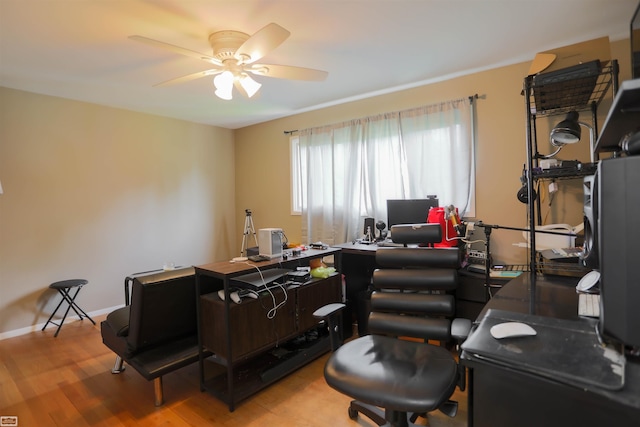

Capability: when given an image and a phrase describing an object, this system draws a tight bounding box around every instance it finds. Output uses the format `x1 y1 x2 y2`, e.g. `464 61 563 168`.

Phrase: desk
461 273 640 427
194 248 341 411
332 242 379 335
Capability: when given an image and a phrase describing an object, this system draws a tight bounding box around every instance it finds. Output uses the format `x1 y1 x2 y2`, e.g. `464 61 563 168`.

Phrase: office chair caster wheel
348 407 358 420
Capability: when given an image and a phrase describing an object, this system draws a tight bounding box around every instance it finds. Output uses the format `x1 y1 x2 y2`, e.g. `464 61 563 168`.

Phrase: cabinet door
296 274 342 332
201 289 297 361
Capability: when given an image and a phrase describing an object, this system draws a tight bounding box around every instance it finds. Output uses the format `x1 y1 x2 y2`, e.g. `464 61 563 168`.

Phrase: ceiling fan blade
234 23 290 64
154 69 222 87
129 35 222 66
233 79 249 98
249 64 328 81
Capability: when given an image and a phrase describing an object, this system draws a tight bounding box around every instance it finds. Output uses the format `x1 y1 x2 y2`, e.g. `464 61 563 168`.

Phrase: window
291 97 475 245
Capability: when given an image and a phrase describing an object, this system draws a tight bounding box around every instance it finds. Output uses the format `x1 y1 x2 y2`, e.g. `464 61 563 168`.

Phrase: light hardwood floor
0 316 467 427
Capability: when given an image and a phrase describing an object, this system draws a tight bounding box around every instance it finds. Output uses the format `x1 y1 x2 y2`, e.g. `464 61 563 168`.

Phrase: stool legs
42 285 95 337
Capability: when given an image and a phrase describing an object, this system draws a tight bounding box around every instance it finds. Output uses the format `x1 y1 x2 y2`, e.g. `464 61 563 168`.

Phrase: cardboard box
528 36 611 76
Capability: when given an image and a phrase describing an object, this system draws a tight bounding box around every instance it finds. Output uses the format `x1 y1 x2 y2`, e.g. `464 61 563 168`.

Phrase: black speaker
581 173 599 269
598 156 640 349
516 169 537 204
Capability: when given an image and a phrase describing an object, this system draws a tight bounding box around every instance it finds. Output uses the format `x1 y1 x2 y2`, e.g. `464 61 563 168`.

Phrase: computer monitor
386 197 439 229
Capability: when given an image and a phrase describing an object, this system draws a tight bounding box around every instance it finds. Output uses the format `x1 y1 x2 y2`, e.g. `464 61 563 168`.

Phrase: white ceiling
1 0 638 129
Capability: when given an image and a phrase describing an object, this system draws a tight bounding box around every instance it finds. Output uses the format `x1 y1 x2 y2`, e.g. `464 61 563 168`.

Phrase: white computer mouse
490 322 537 339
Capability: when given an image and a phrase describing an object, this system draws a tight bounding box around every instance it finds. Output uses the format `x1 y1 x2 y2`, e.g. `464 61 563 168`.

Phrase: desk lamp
540 111 595 162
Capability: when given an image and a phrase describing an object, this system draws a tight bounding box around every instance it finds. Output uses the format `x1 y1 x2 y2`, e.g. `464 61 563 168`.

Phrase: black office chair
317 223 470 427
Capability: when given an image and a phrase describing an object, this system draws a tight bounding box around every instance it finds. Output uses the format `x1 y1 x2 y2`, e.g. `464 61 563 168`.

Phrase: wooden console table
194 248 341 411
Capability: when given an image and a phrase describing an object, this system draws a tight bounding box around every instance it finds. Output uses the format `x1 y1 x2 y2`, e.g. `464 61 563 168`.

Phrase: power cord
240 262 289 320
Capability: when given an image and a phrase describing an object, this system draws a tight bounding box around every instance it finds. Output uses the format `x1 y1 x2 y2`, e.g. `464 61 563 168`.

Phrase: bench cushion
127 335 202 380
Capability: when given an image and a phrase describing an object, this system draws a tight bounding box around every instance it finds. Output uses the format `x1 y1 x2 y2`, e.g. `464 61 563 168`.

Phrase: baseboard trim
0 304 124 341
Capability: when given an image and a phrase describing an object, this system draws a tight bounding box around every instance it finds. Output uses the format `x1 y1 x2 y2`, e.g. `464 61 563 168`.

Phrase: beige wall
0 88 236 337
0 38 631 338
235 38 631 264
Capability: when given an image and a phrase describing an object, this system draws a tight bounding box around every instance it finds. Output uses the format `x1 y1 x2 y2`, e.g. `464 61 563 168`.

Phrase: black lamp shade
550 111 581 146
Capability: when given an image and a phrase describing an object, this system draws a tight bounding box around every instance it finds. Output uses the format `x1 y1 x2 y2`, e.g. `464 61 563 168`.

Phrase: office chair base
349 400 429 427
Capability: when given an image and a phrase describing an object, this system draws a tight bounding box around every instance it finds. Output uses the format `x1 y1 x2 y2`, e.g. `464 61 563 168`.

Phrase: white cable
266 282 289 319
241 262 288 319
444 218 465 242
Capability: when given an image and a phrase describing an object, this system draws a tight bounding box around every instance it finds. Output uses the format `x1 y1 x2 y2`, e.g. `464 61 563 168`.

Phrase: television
631 1 640 79
386 197 439 229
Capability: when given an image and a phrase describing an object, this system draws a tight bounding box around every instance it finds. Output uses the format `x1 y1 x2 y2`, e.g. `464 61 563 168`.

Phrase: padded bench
101 267 213 406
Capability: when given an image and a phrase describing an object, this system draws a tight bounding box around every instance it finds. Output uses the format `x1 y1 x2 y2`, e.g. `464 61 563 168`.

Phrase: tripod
241 209 258 257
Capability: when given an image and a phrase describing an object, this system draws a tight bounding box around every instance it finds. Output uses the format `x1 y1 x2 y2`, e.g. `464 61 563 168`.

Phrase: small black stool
42 279 95 337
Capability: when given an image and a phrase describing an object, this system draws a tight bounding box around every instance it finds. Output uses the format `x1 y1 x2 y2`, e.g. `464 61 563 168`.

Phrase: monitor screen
386 197 439 229
632 1 640 79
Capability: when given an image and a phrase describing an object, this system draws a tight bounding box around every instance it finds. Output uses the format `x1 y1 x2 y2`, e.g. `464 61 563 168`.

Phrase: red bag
427 207 459 248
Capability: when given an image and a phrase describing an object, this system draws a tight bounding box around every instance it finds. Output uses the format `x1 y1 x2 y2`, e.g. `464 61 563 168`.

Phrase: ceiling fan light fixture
239 74 262 98
132 23 327 100
213 71 234 100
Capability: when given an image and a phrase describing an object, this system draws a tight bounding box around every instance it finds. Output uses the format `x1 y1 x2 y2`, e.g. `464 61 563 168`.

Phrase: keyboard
550 247 582 258
492 264 529 272
578 293 600 318
248 254 270 262
376 240 405 247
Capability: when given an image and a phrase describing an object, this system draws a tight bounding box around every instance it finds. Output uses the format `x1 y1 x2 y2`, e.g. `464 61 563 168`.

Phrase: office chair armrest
313 302 346 320
314 303 346 350
451 318 472 342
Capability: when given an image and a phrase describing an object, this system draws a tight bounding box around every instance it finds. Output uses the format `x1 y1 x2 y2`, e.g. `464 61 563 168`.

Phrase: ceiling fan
130 23 328 100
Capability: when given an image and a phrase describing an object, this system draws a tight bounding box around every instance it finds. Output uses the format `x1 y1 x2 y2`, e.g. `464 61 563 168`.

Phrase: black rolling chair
317 223 470 427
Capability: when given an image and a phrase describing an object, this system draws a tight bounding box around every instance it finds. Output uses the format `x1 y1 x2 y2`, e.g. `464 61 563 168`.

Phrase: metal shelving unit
522 60 619 273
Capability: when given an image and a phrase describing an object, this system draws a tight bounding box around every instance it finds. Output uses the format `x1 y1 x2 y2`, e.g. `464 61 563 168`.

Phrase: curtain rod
470 93 487 103
284 93 486 134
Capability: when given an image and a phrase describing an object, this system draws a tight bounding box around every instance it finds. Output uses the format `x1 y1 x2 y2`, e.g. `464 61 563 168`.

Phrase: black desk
461 273 640 427
332 242 379 335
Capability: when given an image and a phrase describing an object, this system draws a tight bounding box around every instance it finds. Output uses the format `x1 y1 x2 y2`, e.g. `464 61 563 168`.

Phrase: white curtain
298 97 474 246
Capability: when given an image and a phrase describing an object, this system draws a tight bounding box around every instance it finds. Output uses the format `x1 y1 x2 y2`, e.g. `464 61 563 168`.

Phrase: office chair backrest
389 222 442 245
369 240 461 342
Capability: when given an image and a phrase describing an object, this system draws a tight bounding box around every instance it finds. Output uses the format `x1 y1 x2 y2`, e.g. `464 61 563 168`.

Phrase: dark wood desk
194 248 341 411
461 273 640 427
